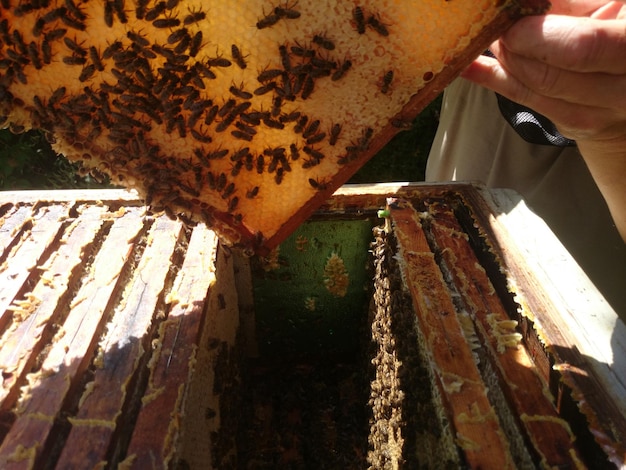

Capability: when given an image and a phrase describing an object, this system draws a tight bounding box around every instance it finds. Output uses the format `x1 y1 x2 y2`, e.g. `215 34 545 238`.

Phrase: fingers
590 1 626 18
459 55 625 141
548 0 616 15
500 15 626 74
489 41 626 110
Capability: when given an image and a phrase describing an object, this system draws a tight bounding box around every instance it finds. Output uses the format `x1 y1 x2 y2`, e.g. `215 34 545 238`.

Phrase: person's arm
461 3 626 240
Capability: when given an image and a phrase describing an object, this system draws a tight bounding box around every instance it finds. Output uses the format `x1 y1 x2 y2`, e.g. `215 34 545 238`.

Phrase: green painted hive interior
251 215 377 360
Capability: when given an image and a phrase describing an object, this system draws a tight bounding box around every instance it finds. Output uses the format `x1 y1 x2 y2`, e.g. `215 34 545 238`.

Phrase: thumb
590 1 626 18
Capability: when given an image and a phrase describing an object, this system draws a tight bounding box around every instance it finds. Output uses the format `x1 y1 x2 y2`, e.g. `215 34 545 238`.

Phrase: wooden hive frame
0 0 550 252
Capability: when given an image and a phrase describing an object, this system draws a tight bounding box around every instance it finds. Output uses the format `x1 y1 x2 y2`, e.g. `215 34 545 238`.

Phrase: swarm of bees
0 0 549 252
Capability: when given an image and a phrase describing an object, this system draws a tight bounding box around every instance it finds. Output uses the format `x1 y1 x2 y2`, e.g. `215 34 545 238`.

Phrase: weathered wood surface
0 186 623 468
0 191 220 469
388 197 515 469
425 201 583 467
56 215 185 468
124 224 219 469
472 187 626 466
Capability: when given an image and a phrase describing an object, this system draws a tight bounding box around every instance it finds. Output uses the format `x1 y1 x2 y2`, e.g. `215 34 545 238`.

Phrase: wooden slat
388 198 514 469
0 189 141 205
55 215 185 469
470 187 626 466
426 201 583 467
0 207 145 469
0 204 108 412
0 203 70 332
123 224 218 469
0 204 34 262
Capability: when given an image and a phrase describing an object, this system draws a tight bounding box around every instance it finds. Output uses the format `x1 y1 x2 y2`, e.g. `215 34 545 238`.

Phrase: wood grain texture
389 198 515 469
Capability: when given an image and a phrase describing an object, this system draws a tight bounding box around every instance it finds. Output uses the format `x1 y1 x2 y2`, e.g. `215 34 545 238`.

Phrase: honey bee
301 158 320 169
303 146 324 161
61 7 87 30
353 6 366 34
359 127 374 148
215 114 237 132
294 115 308 133
306 132 326 145
246 186 259 198
230 147 250 162
312 34 335 51
256 154 265 173
103 40 123 59
216 172 227 192
229 84 253 100
289 143 300 161
64 36 87 56
367 15 389 36
145 1 166 20
278 44 291 72
329 123 341 145
391 118 413 129
184 8 206 25
290 43 315 58
217 99 236 118
207 56 231 68
103 0 115 26
230 159 243 176
89 46 105 71
27 42 43 69
302 119 320 139
231 102 252 118
274 167 285 184
235 121 257 136
231 44 247 69
153 17 180 29
271 95 282 117
256 12 280 29
190 128 212 143
222 182 235 199
331 60 352 81
135 0 149 18
112 0 128 23
301 75 314 100
381 70 394 94
167 27 187 45
257 68 283 82
208 148 229 161
79 64 96 82
228 196 239 212
254 82 276 96
63 55 87 65
308 177 328 190
275 2 300 19
127 30 149 47
189 31 202 57
262 117 284 129
231 130 253 141
279 111 300 123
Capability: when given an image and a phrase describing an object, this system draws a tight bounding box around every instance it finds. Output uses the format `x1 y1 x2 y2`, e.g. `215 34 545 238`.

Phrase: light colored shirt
426 78 626 317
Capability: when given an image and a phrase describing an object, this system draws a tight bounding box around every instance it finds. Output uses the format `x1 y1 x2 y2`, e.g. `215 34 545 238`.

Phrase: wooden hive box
0 184 624 469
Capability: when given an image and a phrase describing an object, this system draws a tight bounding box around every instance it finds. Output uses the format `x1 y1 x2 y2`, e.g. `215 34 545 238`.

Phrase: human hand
460 1 626 240
461 1 626 143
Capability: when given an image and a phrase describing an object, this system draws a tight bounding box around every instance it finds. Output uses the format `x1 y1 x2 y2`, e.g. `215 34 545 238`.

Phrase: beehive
0 185 624 469
0 0 549 252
